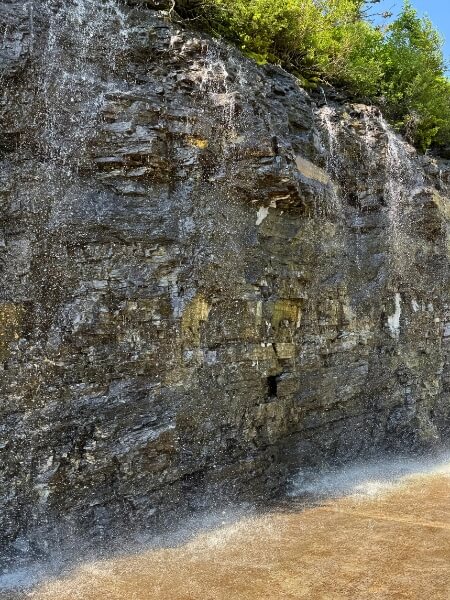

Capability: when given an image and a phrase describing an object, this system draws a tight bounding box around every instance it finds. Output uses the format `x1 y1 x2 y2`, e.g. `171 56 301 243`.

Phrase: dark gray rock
0 0 449 566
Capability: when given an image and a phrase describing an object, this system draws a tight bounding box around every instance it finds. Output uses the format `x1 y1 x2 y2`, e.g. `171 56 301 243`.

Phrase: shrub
175 0 450 151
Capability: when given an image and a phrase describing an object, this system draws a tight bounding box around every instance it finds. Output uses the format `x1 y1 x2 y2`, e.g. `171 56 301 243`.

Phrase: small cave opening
267 375 278 399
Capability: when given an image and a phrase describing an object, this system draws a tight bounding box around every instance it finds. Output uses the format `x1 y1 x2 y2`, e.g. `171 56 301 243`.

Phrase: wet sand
28 469 450 600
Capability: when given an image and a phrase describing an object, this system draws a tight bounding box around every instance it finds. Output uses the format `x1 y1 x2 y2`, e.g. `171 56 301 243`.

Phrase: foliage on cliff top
175 0 450 152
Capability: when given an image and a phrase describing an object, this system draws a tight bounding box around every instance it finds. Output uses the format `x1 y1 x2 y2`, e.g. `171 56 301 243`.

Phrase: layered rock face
1 0 449 559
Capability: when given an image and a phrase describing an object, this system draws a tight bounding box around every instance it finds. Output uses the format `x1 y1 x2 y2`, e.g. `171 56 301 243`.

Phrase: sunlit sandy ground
27 463 450 600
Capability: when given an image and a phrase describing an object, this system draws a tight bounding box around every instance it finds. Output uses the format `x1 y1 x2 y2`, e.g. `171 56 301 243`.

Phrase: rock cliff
1 0 449 563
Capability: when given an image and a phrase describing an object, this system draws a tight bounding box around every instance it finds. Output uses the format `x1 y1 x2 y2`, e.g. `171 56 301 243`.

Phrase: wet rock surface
0 0 449 564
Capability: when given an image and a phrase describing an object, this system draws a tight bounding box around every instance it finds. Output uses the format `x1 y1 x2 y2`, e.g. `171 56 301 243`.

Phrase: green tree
379 1 450 149
174 0 450 151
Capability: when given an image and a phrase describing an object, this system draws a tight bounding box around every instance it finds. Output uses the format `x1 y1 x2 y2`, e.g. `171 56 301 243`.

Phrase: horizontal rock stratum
0 0 449 562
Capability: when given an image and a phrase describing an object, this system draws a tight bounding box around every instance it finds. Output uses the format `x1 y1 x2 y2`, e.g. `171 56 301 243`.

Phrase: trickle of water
35 0 130 165
315 104 426 277
315 105 343 217
317 105 340 173
197 46 238 132
377 116 424 274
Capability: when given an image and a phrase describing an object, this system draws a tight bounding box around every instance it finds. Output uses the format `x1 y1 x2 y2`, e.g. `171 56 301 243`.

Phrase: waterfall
196 45 239 133
34 0 129 166
317 104 341 175
314 105 343 217
315 103 426 278
1 1 448 588
0 0 134 553
378 116 424 276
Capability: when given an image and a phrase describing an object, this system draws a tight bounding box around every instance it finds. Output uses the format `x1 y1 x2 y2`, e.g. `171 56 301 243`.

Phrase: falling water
34 0 130 166
314 104 343 217
378 116 424 275
196 45 238 133
2 3 449 597
316 104 425 276
18 0 132 309
317 104 341 175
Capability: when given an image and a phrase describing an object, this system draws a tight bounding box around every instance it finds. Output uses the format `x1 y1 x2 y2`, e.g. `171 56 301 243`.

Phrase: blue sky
372 1 450 70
